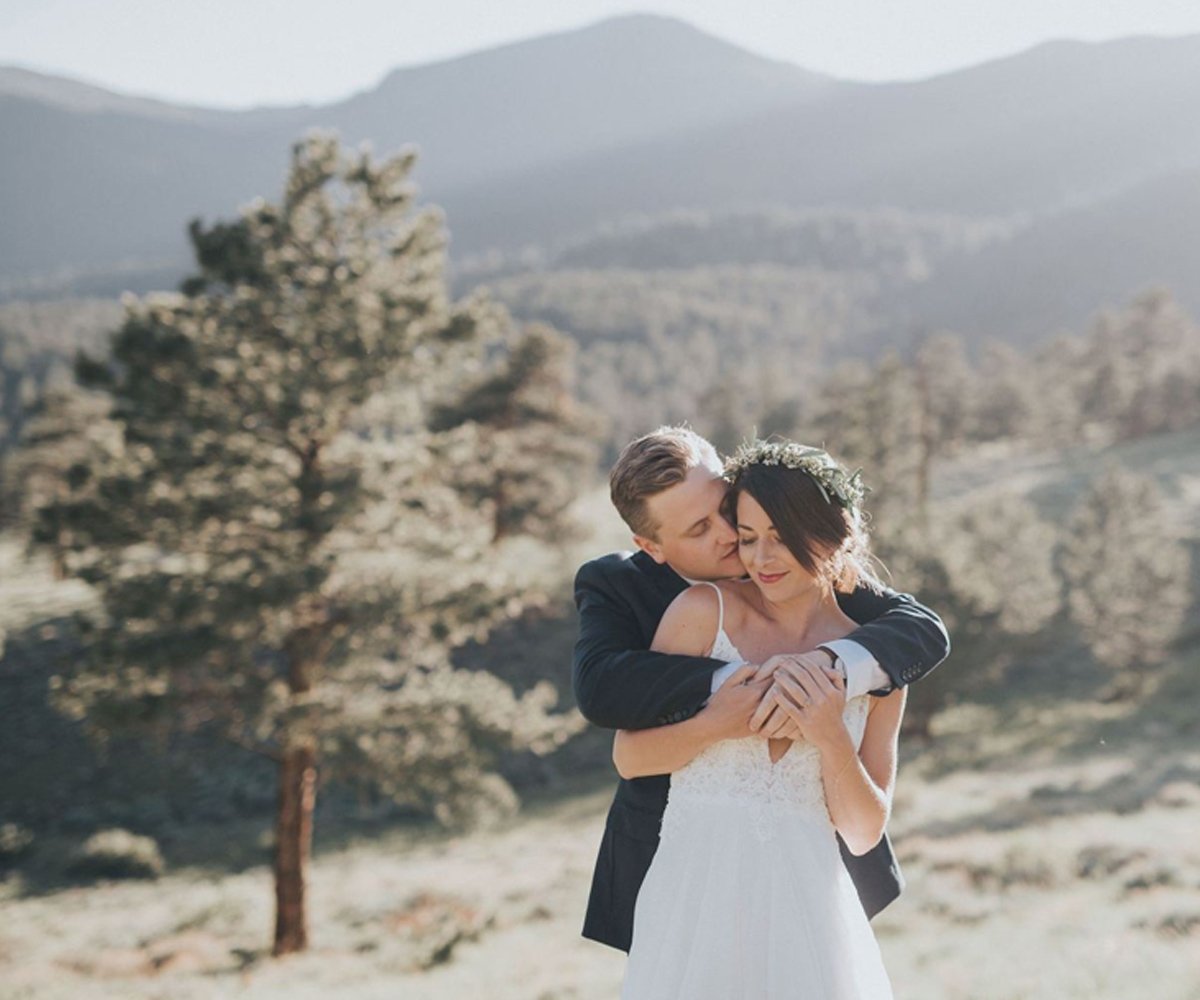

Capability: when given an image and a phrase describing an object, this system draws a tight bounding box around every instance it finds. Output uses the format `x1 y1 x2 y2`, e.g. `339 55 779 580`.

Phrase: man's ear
632 534 667 565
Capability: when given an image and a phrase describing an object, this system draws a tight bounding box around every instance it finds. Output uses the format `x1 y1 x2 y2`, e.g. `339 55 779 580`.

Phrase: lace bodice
662 583 871 839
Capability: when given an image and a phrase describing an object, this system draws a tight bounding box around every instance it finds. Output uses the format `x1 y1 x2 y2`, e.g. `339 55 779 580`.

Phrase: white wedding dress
621 583 894 999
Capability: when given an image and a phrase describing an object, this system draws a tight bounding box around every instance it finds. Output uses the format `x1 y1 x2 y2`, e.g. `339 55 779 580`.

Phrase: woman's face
735 491 823 601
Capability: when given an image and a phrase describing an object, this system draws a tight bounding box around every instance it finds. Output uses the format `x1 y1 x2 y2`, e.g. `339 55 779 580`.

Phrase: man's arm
613 664 765 778
571 559 726 731
832 583 951 695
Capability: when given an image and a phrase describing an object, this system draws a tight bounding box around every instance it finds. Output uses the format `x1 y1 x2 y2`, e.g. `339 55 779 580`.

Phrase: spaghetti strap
696 581 746 664
698 580 725 636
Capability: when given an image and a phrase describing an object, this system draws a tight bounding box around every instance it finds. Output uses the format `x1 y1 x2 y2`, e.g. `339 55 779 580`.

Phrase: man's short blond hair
609 425 721 539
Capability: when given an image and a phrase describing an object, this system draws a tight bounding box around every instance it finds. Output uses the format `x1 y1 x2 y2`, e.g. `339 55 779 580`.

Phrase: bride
614 440 905 999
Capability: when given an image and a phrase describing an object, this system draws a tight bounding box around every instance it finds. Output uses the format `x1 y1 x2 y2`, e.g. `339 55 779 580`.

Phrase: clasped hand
705 651 847 748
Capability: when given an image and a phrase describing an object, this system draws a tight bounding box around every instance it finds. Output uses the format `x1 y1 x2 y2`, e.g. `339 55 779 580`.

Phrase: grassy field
2 428 1199 999
3 652 1198 999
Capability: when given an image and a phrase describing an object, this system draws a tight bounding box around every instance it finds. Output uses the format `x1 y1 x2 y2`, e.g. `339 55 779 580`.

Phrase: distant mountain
440 33 1200 252
0 96 294 279
0 14 844 284
2 14 1200 357
0 65 310 126
895 165 1200 345
0 65 209 122
319 14 844 193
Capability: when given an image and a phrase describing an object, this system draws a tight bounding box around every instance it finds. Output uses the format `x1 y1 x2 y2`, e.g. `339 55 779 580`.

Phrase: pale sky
3 0 1200 109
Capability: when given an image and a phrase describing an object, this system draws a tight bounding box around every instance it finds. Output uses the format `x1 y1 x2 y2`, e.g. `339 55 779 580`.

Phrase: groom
573 425 950 952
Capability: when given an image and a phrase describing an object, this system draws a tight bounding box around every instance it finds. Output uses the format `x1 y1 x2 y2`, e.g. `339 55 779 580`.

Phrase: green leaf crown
723 439 868 512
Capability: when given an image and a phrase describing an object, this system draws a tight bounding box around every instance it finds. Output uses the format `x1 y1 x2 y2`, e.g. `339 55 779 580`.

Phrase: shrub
386 890 492 970
0 822 34 865
1058 466 1189 694
66 828 165 881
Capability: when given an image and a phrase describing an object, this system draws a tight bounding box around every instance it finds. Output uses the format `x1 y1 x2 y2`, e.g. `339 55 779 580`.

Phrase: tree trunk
272 613 334 956
491 472 508 543
273 740 316 956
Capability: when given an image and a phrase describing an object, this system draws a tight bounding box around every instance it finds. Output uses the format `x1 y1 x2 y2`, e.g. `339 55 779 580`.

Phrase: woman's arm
613 666 766 778
817 689 906 855
771 663 906 855
612 586 764 779
613 708 723 780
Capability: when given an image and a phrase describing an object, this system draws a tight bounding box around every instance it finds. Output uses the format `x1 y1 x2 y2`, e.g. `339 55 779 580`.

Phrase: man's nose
715 517 737 545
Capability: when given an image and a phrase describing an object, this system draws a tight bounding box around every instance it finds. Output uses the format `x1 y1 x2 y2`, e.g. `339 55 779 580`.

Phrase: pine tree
942 494 1061 636
428 323 598 542
879 493 1060 738
5 383 114 575
1078 289 1200 440
23 134 582 955
913 333 973 528
810 352 918 535
1029 333 1088 447
971 340 1035 442
1058 466 1190 697
0 324 76 530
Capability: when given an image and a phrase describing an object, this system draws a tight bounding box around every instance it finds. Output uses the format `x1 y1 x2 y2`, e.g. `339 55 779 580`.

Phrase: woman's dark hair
723 462 882 594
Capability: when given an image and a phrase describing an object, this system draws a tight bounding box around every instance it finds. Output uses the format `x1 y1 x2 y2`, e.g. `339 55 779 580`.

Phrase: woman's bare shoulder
652 583 723 656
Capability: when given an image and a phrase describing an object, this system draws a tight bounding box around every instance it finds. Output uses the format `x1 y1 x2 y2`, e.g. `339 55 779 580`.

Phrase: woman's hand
767 658 849 751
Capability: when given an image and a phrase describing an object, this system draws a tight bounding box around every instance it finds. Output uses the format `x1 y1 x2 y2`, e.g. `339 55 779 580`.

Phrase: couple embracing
572 426 951 999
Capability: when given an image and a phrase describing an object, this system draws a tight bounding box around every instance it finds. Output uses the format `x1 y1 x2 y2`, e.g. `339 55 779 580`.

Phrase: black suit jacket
573 549 950 952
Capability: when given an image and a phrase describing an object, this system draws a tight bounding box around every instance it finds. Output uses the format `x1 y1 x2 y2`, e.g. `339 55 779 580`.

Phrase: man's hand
749 649 839 684
750 650 839 738
696 665 773 742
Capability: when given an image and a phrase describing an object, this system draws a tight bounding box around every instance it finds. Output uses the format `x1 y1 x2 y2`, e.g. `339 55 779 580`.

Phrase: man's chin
716 554 748 580
684 552 745 582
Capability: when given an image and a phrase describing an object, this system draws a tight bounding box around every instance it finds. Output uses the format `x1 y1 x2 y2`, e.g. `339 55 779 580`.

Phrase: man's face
633 464 743 581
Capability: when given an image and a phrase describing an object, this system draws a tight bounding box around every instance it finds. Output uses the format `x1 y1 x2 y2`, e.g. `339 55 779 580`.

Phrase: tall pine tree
429 323 598 542
1058 466 1189 697
24 134 584 955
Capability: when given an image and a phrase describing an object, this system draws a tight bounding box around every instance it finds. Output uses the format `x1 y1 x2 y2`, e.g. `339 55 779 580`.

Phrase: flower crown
723 439 868 512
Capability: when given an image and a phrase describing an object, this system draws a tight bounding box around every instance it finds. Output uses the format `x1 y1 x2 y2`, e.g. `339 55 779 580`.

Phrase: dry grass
3 430 1199 998
2 685 1198 1000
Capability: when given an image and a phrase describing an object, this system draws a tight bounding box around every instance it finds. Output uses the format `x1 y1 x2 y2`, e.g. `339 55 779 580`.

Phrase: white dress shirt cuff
819 640 892 699
709 659 745 695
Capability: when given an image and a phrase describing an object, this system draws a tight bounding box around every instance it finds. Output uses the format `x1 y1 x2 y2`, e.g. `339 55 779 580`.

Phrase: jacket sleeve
835 583 951 692
571 560 726 732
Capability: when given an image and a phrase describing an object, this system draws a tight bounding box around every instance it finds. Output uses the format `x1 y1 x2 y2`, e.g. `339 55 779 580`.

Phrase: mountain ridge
8 18 1199 114
2 14 1199 340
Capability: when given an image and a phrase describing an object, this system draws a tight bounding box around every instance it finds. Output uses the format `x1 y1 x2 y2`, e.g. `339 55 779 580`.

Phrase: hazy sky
4 0 1200 108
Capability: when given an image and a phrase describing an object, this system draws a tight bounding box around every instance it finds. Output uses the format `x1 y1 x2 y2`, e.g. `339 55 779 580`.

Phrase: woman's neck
753 582 843 640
